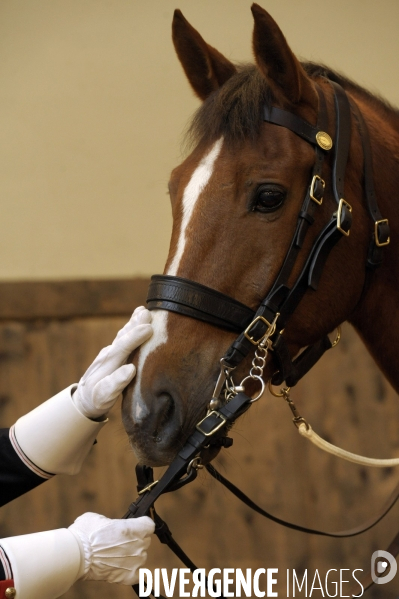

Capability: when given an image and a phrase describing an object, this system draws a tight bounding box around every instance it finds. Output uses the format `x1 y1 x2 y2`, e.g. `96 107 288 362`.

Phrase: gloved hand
69 513 155 585
73 306 152 419
0 514 155 599
12 306 153 477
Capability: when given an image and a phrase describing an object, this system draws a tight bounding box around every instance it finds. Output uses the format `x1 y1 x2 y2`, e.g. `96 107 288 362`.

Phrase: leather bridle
125 80 395 598
147 81 390 387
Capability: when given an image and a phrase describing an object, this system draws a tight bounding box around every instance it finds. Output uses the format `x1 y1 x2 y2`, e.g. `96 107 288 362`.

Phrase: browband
263 105 332 148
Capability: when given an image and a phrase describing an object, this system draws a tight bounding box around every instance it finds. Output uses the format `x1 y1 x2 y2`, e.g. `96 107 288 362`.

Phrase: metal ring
187 456 203 475
249 366 263 378
331 326 341 348
240 375 265 403
293 416 310 431
268 380 291 397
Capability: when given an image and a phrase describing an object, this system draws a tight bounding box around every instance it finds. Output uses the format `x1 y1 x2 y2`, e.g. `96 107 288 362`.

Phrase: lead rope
269 383 399 468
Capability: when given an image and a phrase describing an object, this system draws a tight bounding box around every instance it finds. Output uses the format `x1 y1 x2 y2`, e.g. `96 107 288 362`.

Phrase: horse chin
127 434 178 467
126 422 222 467
123 413 222 468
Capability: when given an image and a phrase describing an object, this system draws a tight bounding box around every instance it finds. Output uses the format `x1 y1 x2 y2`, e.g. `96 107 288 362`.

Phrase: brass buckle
336 199 352 236
244 315 277 346
374 219 390 247
310 175 325 205
196 411 227 437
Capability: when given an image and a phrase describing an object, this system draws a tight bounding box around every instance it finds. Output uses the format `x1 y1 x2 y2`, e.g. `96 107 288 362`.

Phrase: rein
126 80 396 597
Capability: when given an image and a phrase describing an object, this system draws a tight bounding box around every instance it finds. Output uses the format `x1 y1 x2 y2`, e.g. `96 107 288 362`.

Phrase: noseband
125 81 394 599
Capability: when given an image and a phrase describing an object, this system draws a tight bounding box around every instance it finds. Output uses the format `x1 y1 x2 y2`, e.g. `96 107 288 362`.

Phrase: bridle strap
206 463 399 538
263 104 326 146
262 86 329 291
351 101 390 267
331 80 352 204
125 393 253 599
223 81 353 377
124 392 252 519
147 275 254 333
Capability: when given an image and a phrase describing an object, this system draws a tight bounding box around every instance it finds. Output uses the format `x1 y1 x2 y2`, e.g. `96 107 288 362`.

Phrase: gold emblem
5 588 16 599
316 131 333 151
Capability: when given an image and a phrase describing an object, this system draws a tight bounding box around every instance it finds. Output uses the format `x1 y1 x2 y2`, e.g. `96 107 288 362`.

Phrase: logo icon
371 550 397 584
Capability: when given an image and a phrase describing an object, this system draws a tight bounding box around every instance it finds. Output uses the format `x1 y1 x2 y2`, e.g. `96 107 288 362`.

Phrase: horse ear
172 9 237 101
251 4 317 107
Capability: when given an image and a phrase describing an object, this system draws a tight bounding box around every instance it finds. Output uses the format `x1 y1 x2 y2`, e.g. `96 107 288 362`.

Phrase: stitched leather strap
147 275 255 333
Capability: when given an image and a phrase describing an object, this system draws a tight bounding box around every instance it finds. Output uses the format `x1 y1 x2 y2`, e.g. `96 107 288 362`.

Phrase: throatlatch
127 80 393 597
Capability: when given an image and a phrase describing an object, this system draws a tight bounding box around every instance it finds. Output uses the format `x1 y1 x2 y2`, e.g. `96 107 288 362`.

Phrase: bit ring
240 375 265 403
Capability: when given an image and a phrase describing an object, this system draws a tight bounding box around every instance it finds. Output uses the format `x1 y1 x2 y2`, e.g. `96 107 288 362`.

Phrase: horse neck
348 93 399 392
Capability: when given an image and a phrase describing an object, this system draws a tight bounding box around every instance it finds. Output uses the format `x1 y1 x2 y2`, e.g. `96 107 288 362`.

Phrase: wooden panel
0 279 150 320
0 284 398 597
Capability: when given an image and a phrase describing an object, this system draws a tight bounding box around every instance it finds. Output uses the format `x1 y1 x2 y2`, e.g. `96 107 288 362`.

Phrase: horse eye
252 186 285 213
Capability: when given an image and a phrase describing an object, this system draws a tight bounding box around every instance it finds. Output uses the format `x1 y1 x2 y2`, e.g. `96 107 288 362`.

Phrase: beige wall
0 0 398 280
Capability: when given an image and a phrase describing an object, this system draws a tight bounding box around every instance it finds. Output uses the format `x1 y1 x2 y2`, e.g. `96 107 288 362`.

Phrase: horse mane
186 62 399 148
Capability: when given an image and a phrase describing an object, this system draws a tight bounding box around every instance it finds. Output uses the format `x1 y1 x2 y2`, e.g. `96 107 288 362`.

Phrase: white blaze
132 138 223 421
167 137 223 276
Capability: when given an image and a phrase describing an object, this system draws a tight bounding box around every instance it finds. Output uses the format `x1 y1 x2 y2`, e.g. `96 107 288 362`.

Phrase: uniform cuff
0 529 82 599
13 385 107 476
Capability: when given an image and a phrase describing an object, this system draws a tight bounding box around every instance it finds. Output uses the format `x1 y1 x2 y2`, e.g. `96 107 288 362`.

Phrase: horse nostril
153 392 175 442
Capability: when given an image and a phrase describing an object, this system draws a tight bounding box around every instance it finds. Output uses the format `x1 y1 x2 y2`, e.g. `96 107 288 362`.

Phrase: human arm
0 513 154 599
0 307 152 506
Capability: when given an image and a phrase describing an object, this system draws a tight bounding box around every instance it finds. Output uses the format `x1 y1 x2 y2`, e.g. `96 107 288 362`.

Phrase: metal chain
238 337 272 403
249 342 269 378
210 314 281 409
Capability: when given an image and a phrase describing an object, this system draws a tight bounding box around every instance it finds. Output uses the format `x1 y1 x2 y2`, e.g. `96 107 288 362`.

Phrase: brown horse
122 4 399 467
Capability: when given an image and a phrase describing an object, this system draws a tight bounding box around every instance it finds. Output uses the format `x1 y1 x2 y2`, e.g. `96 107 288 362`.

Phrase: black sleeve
0 428 47 507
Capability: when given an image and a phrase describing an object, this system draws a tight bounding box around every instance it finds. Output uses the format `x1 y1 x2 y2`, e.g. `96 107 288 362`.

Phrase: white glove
69 513 155 585
0 514 155 599
13 307 153 477
73 306 152 419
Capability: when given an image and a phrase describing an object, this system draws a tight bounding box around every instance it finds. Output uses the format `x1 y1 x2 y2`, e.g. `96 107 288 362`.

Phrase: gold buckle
310 175 325 205
336 199 352 236
374 219 390 247
244 315 277 346
196 411 227 437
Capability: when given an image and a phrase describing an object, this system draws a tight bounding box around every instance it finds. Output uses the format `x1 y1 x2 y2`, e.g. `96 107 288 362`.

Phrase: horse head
123 4 397 466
